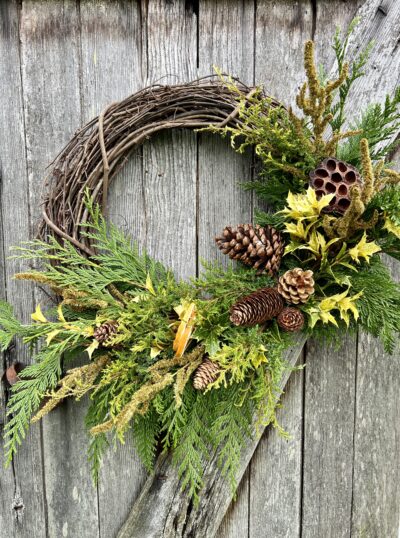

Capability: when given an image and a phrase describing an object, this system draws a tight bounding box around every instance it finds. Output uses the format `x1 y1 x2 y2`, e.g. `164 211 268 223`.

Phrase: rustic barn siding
0 1 399 537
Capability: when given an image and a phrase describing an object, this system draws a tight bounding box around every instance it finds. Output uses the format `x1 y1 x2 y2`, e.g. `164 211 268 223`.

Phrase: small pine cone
215 224 284 276
278 268 315 305
277 307 305 332
230 287 284 327
309 157 363 214
193 358 220 390
94 321 118 344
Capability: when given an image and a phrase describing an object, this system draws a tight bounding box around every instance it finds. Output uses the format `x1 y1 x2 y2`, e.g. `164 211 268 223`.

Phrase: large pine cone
278 268 315 304
94 321 118 344
277 307 305 332
193 358 220 390
309 157 362 214
230 287 284 327
215 224 284 276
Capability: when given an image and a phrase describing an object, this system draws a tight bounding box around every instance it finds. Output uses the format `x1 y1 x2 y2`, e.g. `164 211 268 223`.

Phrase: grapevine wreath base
39 77 273 254
1 26 400 502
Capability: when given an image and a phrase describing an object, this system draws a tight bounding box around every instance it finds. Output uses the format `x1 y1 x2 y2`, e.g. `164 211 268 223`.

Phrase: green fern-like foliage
347 257 400 353
4 338 83 463
0 302 24 351
329 19 373 134
0 202 293 501
133 405 159 473
338 89 400 166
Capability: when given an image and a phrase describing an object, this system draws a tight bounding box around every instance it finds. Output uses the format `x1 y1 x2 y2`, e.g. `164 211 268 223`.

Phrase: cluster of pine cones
193 221 317 390
214 220 314 328
193 266 314 390
229 268 314 330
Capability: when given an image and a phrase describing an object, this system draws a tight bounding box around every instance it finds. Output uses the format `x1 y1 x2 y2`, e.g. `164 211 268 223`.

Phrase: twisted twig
39 76 279 256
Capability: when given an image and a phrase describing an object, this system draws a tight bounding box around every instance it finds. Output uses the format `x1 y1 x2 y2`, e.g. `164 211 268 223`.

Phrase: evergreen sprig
338 89 400 165
330 19 373 133
4 335 84 463
347 257 400 353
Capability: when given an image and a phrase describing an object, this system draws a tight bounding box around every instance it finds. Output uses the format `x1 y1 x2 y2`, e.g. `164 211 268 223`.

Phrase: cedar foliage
1 201 289 499
1 21 400 503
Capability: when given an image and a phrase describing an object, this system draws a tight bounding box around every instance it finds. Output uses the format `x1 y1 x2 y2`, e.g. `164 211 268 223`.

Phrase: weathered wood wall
0 1 399 537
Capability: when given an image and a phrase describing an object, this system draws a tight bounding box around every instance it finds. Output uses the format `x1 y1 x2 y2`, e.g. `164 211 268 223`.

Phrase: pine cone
215 224 284 275
193 358 220 390
278 268 315 304
309 157 362 214
94 321 118 344
230 287 284 327
277 307 305 332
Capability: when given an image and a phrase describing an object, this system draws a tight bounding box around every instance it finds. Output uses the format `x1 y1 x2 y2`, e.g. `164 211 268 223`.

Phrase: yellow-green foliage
32 355 110 422
294 40 359 158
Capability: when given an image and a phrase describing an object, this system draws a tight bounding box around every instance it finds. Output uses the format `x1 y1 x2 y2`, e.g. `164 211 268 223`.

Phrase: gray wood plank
18 2 100 537
302 336 357 538
78 3 149 537
197 2 255 536
351 133 400 538
249 354 305 538
249 3 313 536
303 3 400 537
342 0 400 118
351 309 400 537
0 2 47 536
255 0 314 107
141 0 198 280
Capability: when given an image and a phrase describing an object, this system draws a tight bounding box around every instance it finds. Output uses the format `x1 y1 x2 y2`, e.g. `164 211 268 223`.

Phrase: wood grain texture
351 179 400 538
249 354 305 538
197 3 255 535
19 3 99 538
0 2 47 536
79 3 149 536
255 0 314 107
342 0 400 121
141 0 197 280
352 320 400 538
248 4 313 536
302 336 357 538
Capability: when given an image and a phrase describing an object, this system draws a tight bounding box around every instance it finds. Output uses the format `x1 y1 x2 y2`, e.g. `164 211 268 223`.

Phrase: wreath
2 28 400 502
